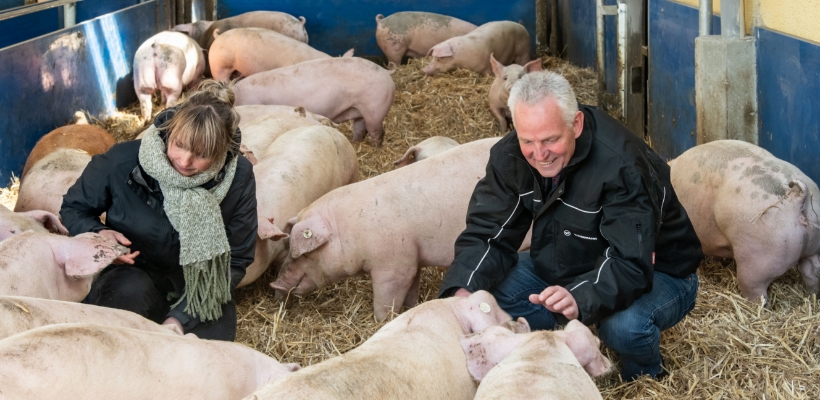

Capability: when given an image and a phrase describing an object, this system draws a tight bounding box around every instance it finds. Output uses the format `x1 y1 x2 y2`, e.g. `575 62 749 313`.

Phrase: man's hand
529 286 579 320
454 288 471 298
98 229 140 265
162 317 184 335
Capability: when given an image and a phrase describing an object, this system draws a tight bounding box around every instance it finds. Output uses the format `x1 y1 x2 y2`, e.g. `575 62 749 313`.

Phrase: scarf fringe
172 253 232 322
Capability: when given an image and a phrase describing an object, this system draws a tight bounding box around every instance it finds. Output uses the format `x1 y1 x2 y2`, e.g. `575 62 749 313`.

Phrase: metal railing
0 0 83 28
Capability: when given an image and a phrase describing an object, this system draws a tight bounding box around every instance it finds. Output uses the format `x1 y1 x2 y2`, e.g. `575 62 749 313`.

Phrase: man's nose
533 143 549 160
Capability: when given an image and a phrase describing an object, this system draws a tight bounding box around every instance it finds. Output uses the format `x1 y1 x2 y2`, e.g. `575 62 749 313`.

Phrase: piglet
209 28 333 82
488 54 542 133
0 206 67 241
238 125 358 287
0 295 181 340
423 21 530 76
0 323 299 400
133 31 205 122
461 320 611 400
244 291 517 400
393 136 459 167
234 57 395 147
669 140 820 304
0 231 126 301
272 138 531 321
375 12 477 65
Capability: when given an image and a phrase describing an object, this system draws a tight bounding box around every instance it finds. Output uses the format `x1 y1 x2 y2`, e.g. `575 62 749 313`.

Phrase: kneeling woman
61 80 256 341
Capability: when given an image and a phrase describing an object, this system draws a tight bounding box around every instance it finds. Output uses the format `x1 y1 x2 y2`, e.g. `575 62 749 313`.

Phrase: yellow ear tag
303 229 313 239
479 303 491 313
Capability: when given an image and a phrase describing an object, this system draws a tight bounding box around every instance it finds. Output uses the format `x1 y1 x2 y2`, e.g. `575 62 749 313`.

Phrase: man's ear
289 215 330 258
572 110 584 139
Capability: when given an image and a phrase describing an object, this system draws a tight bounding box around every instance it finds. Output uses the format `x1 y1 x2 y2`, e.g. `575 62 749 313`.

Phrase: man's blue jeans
489 251 698 381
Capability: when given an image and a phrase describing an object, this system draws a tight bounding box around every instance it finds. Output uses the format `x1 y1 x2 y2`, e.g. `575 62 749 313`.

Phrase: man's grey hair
507 71 578 128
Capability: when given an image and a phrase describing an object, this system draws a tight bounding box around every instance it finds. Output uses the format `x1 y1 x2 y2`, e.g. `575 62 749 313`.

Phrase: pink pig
244 291 520 400
488 54 542 133
461 320 612 399
0 323 299 400
0 231 126 301
0 206 67 241
233 57 395 147
209 28 337 82
271 138 532 321
237 125 358 287
423 21 531 76
133 31 205 122
670 140 820 304
375 12 477 65
393 136 459 167
174 11 308 50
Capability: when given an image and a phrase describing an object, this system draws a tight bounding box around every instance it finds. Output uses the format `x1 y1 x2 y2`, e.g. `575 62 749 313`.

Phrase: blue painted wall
0 2 157 181
756 28 820 184
216 0 536 58
646 0 718 160
558 0 597 68
0 0 140 50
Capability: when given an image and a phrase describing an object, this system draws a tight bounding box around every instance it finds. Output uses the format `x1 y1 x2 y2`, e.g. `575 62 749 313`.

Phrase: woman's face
167 141 213 177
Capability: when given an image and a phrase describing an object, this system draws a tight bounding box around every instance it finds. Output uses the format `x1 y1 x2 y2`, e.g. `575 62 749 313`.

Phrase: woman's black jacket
60 109 257 327
439 104 703 325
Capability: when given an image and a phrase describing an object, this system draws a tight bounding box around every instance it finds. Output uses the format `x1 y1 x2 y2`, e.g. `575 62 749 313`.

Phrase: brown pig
234 57 395 147
488 54 542 133
238 125 358 287
272 138 531 321
0 323 300 400
243 291 519 400
461 320 612 399
423 21 531 76
209 28 332 82
236 105 332 128
133 31 205 122
0 206 67 241
20 124 114 179
375 12 477 65
669 140 820 303
0 231 126 301
393 136 459 167
0 296 181 340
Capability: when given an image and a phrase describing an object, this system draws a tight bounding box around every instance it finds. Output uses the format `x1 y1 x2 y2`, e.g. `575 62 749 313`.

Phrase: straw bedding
1 56 816 399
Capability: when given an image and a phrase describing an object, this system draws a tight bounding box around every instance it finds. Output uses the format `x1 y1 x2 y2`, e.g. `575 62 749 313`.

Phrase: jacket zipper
636 223 643 249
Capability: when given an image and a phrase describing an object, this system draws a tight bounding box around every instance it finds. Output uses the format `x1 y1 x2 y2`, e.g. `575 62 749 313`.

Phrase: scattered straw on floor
7 56 817 398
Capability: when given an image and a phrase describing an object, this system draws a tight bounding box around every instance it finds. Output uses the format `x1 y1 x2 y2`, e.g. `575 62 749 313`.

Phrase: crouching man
439 71 703 381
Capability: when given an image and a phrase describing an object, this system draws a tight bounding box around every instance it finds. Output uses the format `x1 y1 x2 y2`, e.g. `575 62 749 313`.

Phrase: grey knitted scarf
138 127 238 321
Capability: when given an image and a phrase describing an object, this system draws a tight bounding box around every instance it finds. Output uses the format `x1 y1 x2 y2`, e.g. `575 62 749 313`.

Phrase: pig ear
60 235 126 277
430 43 453 58
299 16 306 26
23 210 68 235
523 58 543 73
559 320 613 377
503 317 531 334
490 53 504 78
289 215 330 258
258 217 289 241
460 335 495 381
239 144 258 165
213 28 221 39
342 48 354 57
393 146 420 167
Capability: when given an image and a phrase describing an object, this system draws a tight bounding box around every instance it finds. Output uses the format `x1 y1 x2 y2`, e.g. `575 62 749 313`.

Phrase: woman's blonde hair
164 79 241 161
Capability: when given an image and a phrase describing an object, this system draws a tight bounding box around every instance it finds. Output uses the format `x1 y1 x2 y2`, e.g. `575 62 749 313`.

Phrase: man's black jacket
60 108 257 328
439 105 703 325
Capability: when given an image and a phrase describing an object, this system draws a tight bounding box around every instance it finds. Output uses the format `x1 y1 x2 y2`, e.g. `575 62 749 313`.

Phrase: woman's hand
98 229 140 265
